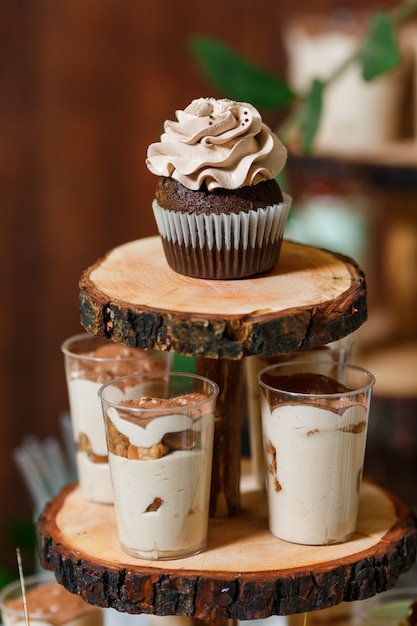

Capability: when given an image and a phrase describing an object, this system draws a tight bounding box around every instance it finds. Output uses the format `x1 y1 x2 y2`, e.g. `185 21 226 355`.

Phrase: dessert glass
363 587 417 626
61 333 173 504
245 337 353 488
257 360 375 545
0 572 103 626
99 371 219 560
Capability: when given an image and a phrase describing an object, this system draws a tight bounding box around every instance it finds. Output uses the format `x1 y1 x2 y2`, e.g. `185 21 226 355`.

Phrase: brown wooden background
1 0 412 577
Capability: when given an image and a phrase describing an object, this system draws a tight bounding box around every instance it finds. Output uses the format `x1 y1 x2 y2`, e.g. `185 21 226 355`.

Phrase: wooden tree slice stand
37 472 417 620
78 237 367 360
37 236 417 620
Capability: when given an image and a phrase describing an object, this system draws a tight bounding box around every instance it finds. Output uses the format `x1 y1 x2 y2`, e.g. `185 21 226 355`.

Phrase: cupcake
146 97 291 280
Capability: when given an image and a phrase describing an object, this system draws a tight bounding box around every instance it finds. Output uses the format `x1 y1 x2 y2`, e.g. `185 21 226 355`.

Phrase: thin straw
16 548 30 626
14 422 78 516
22 437 58 495
13 448 51 512
42 438 68 492
60 412 77 480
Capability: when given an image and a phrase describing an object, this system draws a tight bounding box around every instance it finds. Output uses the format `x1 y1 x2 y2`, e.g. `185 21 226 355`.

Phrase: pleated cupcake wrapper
152 193 292 252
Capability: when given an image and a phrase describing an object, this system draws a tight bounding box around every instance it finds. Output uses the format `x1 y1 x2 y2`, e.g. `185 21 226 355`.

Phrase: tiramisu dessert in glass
61 333 172 504
245 337 354 488
0 572 103 626
258 359 375 545
99 371 219 560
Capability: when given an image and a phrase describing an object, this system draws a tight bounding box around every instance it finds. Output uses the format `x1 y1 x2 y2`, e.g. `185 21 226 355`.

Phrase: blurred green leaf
300 79 324 153
0 565 15 588
189 37 295 110
360 12 401 81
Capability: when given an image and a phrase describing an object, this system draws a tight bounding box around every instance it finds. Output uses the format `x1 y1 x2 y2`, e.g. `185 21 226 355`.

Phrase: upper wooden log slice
78 237 367 359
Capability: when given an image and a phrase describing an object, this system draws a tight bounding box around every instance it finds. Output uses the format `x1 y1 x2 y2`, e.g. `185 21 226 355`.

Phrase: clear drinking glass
258 360 375 545
0 572 103 626
363 587 417 626
99 371 219 560
61 333 173 504
246 337 354 488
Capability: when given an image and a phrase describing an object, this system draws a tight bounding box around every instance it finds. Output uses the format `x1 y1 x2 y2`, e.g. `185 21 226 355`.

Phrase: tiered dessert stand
37 236 417 622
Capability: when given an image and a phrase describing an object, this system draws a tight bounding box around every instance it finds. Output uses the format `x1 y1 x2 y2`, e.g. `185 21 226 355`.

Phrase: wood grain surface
37 474 417 620
79 237 367 359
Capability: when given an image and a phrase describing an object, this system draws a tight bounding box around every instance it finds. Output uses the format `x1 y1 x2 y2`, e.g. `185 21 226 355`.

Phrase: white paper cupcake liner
153 193 291 251
152 192 292 279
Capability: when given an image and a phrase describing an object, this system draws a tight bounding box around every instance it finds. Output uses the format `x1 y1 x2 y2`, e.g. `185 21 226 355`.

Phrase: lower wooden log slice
37 476 417 621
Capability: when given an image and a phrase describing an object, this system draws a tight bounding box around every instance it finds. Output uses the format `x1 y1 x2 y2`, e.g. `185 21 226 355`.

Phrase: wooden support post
195 357 244 517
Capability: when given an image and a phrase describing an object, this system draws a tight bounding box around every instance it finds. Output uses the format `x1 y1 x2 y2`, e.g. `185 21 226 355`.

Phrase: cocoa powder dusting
68 343 164 384
261 372 368 415
118 392 211 424
261 372 349 395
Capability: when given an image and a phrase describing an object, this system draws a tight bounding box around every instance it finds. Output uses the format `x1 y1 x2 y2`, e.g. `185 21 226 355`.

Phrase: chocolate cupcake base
152 193 292 280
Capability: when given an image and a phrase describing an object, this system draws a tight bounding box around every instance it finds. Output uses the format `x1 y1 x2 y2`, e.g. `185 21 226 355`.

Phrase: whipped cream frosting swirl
146 98 287 191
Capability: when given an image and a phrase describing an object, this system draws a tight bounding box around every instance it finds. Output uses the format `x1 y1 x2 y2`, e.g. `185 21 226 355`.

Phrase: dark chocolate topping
260 372 350 395
260 372 368 416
